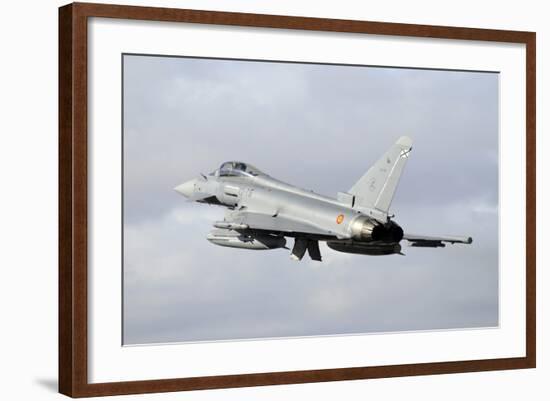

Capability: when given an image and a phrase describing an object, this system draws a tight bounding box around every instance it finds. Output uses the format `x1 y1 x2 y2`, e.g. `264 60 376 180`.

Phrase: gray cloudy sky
122 54 499 345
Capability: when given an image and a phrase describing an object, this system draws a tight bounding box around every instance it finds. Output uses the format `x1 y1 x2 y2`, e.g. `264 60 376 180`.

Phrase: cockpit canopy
212 161 265 178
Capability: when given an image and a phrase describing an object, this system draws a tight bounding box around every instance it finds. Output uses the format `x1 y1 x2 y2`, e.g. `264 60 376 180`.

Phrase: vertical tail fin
349 136 412 216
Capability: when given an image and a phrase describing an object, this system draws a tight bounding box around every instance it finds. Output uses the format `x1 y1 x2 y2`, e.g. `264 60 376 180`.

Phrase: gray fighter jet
174 136 472 261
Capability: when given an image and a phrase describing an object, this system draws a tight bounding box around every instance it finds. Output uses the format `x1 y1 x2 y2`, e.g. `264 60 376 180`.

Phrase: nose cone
174 179 196 198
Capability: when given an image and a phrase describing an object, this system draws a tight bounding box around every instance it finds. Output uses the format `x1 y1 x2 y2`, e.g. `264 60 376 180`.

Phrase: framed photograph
59 2 536 397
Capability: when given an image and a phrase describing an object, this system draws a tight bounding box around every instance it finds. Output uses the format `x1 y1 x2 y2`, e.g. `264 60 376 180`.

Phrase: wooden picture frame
59 2 536 397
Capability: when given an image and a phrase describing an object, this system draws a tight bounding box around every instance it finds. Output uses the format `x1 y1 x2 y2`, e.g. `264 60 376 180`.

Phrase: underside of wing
403 233 473 248
223 209 335 238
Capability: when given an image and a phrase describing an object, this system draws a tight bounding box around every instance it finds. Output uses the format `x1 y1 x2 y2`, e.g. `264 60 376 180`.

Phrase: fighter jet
174 136 472 261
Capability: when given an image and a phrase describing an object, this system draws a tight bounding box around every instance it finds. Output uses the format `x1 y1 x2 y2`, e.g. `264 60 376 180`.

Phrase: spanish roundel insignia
336 214 344 224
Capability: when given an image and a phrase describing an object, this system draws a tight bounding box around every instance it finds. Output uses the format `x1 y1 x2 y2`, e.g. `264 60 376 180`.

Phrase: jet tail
348 136 412 217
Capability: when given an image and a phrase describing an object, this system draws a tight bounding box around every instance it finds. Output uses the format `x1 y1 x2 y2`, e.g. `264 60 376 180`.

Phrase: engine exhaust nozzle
349 216 403 242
